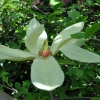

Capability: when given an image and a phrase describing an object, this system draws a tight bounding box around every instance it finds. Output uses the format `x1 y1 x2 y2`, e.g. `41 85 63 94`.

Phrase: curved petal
59 38 86 47
31 56 64 91
37 30 47 50
25 18 46 55
0 45 36 61
50 22 84 55
66 38 86 46
59 44 100 63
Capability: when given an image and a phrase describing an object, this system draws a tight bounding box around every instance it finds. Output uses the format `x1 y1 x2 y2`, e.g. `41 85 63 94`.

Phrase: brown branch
0 82 18 94
85 79 100 90
31 4 48 16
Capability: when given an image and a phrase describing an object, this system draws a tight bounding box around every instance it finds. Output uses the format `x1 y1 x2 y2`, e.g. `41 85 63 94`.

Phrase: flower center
38 49 52 58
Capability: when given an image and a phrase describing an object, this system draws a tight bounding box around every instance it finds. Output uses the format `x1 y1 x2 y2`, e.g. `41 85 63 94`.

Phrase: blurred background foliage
0 0 100 100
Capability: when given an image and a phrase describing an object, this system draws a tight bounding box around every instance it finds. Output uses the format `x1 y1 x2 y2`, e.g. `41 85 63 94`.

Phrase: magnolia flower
0 18 100 91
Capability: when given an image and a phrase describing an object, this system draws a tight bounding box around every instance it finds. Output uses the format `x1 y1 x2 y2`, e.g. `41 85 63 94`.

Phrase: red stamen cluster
38 49 52 58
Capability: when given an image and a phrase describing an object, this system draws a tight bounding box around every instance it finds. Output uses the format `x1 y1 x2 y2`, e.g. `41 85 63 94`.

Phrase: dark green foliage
0 0 100 100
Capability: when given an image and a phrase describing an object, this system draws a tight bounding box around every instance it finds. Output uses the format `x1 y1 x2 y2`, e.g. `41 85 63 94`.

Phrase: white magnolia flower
0 18 100 91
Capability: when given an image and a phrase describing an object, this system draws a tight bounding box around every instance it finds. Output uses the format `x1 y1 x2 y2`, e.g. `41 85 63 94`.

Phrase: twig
90 38 100 42
50 91 55 100
32 4 48 16
31 4 67 29
0 82 18 94
86 79 100 90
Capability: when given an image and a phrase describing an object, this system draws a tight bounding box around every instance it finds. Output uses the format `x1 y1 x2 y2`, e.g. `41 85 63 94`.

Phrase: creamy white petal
57 38 86 53
25 18 44 55
50 22 84 55
26 18 40 36
37 30 47 50
31 56 64 91
0 45 36 61
67 38 86 46
59 44 100 63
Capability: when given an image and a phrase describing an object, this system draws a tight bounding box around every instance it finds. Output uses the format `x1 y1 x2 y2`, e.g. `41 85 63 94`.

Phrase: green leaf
1 71 9 76
76 16 88 22
71 32 85 39
85 23 100 38
23 94 33 100
71 81 83 90
41 97 49 100
96 0 100 3
86 0 94 6
58 59 75 65
85 69 95 78
3 77 8 84
48 12 58 21
22 80 31 88
66 67 75 77
15 82 21 91
53 2 64 11
83 65 94 70
60 89 67 100
75 69 84 78
67 10 81 22
50 0 61 8
57 8 65 14
21 87 29 95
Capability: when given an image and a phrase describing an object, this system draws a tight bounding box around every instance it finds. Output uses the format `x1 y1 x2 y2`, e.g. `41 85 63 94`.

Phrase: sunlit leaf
85 23 100 38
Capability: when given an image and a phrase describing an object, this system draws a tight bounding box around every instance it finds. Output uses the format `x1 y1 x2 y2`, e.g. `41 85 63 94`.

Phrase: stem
49 91 55 100
0 82 18 94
